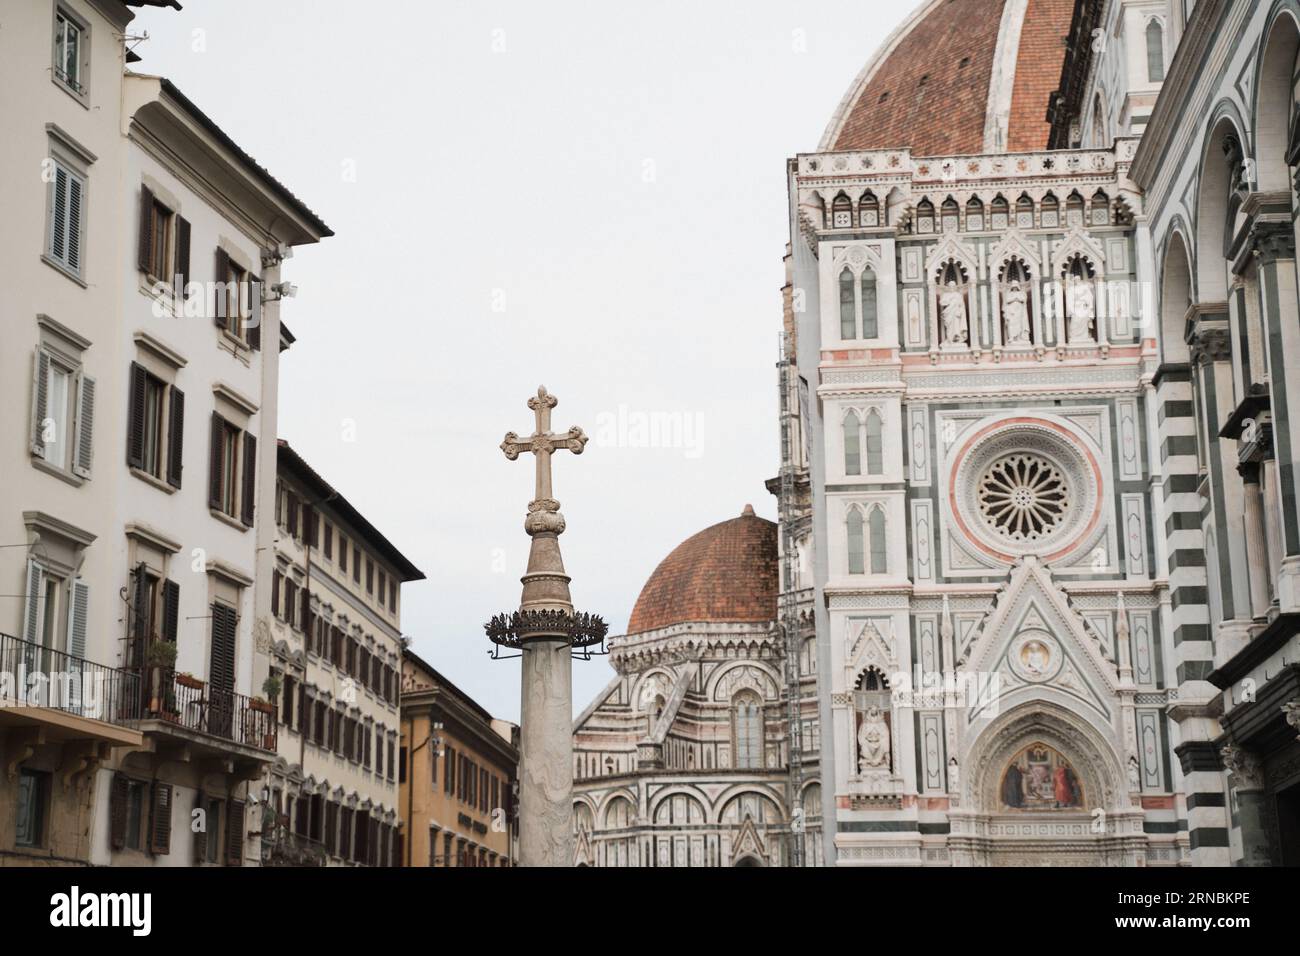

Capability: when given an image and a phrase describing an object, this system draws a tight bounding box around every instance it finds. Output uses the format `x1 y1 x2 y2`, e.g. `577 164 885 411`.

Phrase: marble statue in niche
857 706 891 772
940 280 968 346
1003 280 1031 344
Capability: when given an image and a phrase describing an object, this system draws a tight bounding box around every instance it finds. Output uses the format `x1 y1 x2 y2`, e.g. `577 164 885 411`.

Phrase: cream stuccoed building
785 0 1300 867
0 0 330 865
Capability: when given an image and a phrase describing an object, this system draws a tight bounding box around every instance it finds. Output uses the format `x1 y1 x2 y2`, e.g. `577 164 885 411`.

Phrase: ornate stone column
1240 465 1272 621
1220 743 1272 866
487 387 607 866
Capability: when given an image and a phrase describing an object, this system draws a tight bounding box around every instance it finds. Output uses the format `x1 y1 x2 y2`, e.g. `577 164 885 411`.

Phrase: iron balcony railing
0 631 141 727
140 667 278 753
262 823 328 867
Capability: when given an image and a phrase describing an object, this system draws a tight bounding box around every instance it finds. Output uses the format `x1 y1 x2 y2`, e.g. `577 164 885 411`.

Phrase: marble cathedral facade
787 0 1300 867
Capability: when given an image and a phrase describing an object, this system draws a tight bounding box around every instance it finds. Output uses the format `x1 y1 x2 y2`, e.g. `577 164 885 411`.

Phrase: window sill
41 253 86 288
209 508 250 533
138 274 180 313
31 455 84 487
218 329 252 365
52 76 90 109
130 466 177 494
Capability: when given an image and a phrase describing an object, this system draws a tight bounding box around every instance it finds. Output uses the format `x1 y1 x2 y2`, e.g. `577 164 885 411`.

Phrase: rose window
976 453 1070 542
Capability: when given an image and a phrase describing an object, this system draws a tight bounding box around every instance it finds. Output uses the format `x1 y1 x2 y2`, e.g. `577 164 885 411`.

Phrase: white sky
128 0 918 720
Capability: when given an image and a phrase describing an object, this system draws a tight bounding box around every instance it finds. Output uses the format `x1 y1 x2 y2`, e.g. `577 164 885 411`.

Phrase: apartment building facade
260 441 423 866
400 650 518 867
1 0 330 865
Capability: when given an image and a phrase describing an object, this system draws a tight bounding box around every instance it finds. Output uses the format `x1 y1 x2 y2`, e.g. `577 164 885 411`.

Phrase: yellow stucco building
399 649 518 866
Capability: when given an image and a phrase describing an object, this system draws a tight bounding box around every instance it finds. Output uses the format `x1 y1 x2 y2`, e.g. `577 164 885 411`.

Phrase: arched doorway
733 855 763 867
950 702 1143 866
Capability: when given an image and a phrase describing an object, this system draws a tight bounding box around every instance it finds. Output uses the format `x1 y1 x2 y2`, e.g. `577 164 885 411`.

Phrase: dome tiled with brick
820 0 1076 156
626 505 778 635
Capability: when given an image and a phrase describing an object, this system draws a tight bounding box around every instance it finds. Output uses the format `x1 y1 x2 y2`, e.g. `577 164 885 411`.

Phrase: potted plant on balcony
144 640 178 718
176 671 204 690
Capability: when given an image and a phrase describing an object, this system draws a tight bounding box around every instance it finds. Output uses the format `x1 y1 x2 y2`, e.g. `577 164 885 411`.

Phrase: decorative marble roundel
977 453 1070 542
950 420 1101 562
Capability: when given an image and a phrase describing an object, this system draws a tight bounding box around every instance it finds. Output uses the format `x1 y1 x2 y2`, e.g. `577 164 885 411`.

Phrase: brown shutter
149 781 173 855
174 216 191 297
208 413 224 510
137 186 154 274
209 603 237 695
226 798 245 866
214 247 230 327
240 432 257 527
303 503 315 546
165 386 184 488
161 579 179 643
131 563 150 651
286 491 298 536
247 276 261 350
126 363 146 470
271 569 281 617
300 587 311 637
110 773 129 849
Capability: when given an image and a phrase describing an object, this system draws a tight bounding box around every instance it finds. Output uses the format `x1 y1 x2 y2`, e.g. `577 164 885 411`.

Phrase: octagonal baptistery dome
625 506 778 636
820 0 1076 156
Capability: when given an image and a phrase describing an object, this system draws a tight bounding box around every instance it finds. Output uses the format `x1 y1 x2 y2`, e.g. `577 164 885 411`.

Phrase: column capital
1253 220 1296 267
1220 743 1265 791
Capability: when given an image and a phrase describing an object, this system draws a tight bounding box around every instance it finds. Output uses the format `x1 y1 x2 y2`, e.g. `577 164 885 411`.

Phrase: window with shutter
47 159 85 276
271 569 281 618
165 387 184 488
352 545 361 583
161 579 179 644
149 782 173 855
247 275 262 350
208 413 224 510
208 602 237 738
71 371 94 478
110 773 129 849
174 216 190 298
240 432 256 526
30 349 51 459
127 363 147 470
226 798 245 866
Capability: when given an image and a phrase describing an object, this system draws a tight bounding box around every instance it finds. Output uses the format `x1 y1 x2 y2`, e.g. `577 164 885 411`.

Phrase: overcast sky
129 0 917 721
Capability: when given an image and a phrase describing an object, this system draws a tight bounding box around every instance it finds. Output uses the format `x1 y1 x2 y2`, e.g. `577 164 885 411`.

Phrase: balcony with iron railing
0 632 143 747
137 666 278 758
261 818 328 867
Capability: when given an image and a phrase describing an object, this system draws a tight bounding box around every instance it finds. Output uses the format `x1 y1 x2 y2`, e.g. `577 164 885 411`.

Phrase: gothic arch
1253 4 1300 193
962 700 1126 813
1158 226 1194 364
1195 105 1249 301
648 787 708 825
705 660 781 702
713 783 785 825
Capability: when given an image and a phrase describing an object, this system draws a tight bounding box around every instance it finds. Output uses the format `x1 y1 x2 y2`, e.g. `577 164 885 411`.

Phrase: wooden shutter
209 603 236 695
213 247 230 327
66 172 83 273
247 276 261 350
301 588 312 638
303 503 315 546
127 363 147 470
71 372 94 478
286 490 298 536
165 386 184 488
110 773 129 849
271 569 281 617
174 216 191 297
208 413 224 510
226 798 245 866
161 579 179 643
149 782 173 855
30 349 50 457
131 563 149 649
68 579 89 660
240 432 256 527
137 185 154 274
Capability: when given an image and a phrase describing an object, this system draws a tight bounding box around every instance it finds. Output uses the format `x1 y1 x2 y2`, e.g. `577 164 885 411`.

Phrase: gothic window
843 411 861 475
865 409 883 475
857 667 890 690
832 192 853 228
868 506 887 574
1066 191 1085 227
859 190 879 227
941 197 960 232
966 196 984 231
860 266 878 338
1040 192 1060 228
847 508 865 574
916 198 935 233
1145 19 1165 83
1090 190 1110 226
839 267 856 339
990 194 1009 231
732 692 763 769
800 636 816 675
1015 194 1035 229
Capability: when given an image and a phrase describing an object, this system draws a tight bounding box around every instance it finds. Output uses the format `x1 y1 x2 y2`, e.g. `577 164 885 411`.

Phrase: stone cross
501 387 588 513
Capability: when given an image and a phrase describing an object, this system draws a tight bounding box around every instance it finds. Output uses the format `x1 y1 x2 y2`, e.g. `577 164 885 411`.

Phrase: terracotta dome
626 505 778 635
820 0 1076 156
